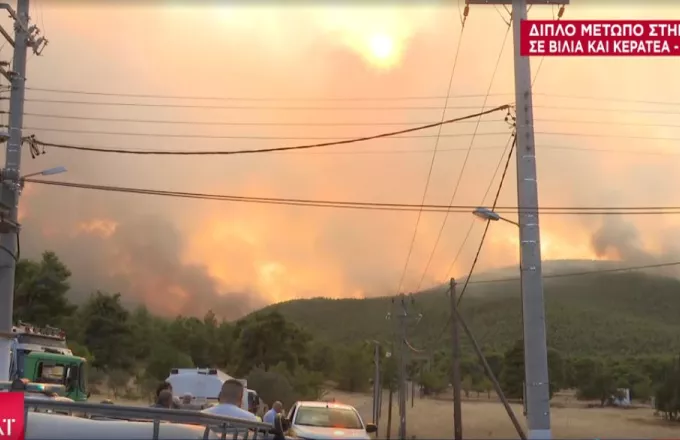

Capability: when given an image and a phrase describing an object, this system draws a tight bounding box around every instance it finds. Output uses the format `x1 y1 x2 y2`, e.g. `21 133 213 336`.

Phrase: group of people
150 379 286 429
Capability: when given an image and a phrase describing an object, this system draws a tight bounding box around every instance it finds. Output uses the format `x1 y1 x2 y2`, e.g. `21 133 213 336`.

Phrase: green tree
233 311 312 375
655 356 680 420
473 377 493 399
145 344 194 382
575 360 618 407
309 342 336 376
499 339 563 400
419 369 447 395
13 252 76 326
461 375 472 398
80 291 134 371
335 344 371 393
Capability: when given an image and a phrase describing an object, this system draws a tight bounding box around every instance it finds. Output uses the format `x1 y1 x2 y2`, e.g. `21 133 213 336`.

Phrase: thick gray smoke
591 215 652 262
19 185 267 320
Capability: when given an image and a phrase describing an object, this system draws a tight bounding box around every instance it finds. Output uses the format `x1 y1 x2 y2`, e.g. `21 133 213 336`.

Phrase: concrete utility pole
0 0 47 381
449 279 463 440
464 1 568 438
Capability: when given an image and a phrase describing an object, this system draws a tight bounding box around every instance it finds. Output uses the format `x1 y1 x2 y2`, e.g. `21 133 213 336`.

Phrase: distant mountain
258 259 680 357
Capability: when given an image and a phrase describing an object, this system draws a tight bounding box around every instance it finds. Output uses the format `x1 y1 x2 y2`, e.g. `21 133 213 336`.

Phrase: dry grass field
93 389 680 439
326 390 680 439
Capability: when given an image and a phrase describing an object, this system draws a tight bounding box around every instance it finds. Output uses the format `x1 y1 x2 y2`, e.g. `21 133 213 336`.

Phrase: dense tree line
12 252 680 420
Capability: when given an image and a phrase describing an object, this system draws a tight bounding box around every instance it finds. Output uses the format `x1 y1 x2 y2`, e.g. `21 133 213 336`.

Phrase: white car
286 401 377 440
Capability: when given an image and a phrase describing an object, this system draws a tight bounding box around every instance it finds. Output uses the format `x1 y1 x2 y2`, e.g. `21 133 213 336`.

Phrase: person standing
201 379 258 421
263 401 283 425
151 390 174 408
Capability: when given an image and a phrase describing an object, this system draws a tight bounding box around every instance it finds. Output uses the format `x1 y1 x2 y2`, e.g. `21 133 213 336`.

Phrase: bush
247 366 298 408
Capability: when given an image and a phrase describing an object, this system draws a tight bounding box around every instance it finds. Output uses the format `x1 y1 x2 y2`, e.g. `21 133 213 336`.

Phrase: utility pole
0 0 47 381
449 279 462 440
371 340 381 435
397 295 408 440
464 1 568 438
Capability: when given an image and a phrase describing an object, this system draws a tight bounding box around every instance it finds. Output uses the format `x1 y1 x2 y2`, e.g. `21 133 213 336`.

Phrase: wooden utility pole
397 295 408 440
386 387 394 440
450 278 463 440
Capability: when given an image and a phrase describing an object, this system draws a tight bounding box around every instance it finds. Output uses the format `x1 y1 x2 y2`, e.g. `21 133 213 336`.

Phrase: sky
7 1 680 319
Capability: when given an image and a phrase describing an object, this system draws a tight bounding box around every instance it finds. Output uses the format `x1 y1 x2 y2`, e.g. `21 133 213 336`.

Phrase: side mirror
365 423 378 434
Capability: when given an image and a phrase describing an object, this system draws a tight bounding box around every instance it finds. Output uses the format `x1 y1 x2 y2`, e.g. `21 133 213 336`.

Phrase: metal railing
24 397 276 440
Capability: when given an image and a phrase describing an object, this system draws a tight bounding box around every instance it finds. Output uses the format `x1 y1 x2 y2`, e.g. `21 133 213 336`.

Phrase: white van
165 368 258 413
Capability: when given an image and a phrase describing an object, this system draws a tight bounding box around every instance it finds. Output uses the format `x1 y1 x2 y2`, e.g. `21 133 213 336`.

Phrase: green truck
9 322 89 401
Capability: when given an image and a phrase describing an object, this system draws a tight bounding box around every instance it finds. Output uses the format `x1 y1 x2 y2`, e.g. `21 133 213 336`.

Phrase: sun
365 32 400 69
369 33 395 60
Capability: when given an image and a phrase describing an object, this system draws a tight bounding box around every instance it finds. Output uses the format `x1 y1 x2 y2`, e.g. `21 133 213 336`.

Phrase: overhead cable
23 179 680 215
416 24 512 292
23 104 511 157
396 8 471 294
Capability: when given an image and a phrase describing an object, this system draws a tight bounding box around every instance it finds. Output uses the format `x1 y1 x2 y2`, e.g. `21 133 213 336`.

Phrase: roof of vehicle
26 351 85 362
295 401 358 410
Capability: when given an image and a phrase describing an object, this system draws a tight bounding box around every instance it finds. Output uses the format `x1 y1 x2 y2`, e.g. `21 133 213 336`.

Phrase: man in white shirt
201 379 259 422
263 401 283 425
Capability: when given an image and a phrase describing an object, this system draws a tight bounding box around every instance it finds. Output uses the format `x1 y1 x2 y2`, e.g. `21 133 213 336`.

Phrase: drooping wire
23 178 680 215
455 135 516 306
440 132 515 283
415 23 512 292
395 7 470 294
23 105 511 157
414 133 516 349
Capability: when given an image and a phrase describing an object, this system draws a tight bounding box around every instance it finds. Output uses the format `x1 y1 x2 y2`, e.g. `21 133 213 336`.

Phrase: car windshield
295 406 363 430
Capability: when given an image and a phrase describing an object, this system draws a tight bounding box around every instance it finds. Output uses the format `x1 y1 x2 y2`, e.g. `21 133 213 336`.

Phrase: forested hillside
13 251 680 420
263 271 680 357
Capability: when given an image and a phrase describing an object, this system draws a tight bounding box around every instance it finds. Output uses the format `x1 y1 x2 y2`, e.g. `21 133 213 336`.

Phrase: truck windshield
38 364 66 384
17 335 67 349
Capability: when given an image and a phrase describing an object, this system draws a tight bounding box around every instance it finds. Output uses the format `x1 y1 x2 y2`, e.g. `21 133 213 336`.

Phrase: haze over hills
259 259 680 358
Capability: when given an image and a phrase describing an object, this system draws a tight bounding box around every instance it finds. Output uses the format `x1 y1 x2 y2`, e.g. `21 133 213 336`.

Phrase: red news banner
0 392 24 440
520 20 680 56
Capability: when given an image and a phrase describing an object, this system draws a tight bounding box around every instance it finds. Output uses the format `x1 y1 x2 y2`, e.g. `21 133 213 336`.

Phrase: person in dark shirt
151 390 174 408
154 381 179 409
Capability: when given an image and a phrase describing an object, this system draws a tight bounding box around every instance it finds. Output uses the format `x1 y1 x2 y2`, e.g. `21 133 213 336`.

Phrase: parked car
286 401 377 440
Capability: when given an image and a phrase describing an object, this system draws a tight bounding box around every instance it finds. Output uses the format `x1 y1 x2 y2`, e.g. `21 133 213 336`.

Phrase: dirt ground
325 390 680 439
93 390 680 439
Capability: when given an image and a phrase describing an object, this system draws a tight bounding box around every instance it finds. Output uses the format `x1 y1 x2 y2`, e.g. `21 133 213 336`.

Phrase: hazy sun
369 33 394 60
364 32 399 68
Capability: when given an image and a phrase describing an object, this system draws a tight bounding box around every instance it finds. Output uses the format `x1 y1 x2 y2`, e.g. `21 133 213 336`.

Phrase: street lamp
21 166 67 180
471 205 551 439
472 207 520 227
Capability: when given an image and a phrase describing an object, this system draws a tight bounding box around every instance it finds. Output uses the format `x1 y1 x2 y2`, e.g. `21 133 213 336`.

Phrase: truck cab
22 352 88 401
9 322 89 401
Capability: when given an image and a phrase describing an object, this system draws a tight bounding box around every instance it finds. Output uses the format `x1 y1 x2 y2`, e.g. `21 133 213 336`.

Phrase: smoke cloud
10 3 680 319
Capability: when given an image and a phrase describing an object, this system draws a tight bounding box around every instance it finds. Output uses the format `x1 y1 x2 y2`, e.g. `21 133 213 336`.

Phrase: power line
467 260 680 285
455 136 516 305
17 97 509 112
23 104 511 157
19 93 680 116
416 24 512 292
396 9 470 294
23 178 680 215
26 128 680 158
22 86 680 109
20 126 512 141
419 134 516 349
17 110 680 131
439 134 515 288
21 126 680 145
22 86 512 102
